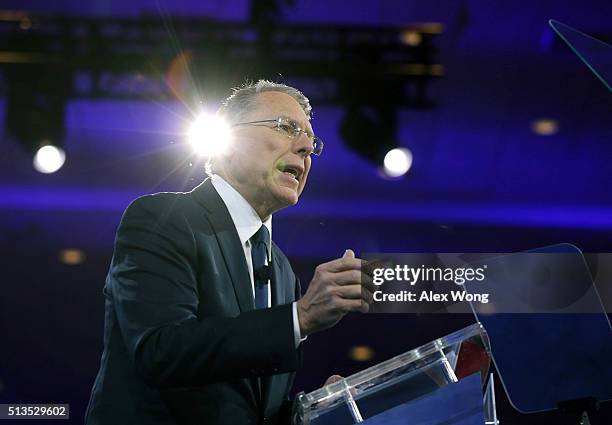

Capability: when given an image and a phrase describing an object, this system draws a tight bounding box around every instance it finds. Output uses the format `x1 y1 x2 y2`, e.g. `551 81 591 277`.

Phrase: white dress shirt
211 174 305 347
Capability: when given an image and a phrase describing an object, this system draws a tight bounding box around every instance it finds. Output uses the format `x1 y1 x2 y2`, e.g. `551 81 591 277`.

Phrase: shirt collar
210 174 272 248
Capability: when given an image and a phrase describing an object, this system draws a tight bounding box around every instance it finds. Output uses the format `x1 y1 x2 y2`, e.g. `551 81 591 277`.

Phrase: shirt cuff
292 301 307 348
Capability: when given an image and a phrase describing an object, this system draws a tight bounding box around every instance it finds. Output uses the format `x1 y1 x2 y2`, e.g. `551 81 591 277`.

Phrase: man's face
219 91 313 218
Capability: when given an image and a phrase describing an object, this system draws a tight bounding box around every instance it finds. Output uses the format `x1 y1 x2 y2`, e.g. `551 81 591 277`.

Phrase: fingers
334 284 362 299
319 257 362 273
334 285 373 305
331 269 364 284
336 298 366 313
299 250 374 335
333 272 375 293
314 248 361 273
326 249 378 278
342 249 355 259
324 375 344 386
315 250 379 279
326 269 375 294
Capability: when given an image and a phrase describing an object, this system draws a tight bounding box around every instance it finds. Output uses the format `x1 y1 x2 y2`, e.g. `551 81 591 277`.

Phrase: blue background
1 1 611 424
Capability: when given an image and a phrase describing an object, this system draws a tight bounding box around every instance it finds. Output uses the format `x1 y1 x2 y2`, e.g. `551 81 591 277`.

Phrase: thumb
343 249 355 259
324 375 344 386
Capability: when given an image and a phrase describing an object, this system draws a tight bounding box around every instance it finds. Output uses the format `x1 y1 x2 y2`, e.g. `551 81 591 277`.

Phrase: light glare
383 147 412 177
59 249 86 265
33 145 66 174
188 114 231 157
400 31 422 46
531 118 559 136
349 346 375 362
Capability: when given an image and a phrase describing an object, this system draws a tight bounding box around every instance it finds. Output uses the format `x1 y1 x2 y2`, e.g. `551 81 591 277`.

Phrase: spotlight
383 147 413 177
340 105 398 165
188 113 231 157
400 31 422 46
33 144 66 174
531 118 559 136
59 249 86 265
349 345 375 362
6 65 69 155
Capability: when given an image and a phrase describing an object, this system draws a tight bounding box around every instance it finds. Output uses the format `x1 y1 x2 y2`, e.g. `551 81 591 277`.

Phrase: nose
293 131 314 158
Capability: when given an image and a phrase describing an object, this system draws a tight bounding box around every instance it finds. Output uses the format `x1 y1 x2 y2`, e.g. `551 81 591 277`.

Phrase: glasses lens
312 137 324 156
276 118 299 138
277 117 323 156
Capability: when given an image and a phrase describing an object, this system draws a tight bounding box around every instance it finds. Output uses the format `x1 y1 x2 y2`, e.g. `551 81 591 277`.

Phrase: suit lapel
270 246 287 307
190 179 256 313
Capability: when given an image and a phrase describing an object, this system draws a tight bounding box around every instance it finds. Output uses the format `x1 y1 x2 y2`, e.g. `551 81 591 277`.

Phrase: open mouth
277 163 302 182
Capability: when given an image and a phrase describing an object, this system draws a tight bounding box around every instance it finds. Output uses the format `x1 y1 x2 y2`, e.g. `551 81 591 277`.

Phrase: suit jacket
85 178 303 425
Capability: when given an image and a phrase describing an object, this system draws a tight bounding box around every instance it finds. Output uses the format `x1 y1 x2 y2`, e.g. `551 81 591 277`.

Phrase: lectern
294 323 497 425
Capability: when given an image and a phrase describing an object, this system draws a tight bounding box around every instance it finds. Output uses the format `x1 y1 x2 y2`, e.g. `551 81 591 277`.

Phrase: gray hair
218 79 312 123
206 79 312 176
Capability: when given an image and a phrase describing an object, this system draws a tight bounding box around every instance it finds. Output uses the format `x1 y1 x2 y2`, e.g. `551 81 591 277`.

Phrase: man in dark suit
85 80 371 425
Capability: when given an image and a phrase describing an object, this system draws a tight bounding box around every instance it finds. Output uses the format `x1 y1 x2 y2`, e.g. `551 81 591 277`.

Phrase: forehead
251 91 311 127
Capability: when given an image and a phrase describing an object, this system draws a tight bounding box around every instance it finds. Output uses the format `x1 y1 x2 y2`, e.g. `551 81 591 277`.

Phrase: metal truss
0 11 443 106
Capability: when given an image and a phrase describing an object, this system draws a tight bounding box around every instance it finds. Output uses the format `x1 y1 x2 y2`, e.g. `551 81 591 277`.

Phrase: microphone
254 265 271 283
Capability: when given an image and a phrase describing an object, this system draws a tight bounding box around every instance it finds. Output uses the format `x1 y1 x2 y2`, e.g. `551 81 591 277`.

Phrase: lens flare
188 114 231 157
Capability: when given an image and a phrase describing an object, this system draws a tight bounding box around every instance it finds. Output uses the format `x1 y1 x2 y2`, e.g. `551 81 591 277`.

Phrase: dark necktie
250 225 270 309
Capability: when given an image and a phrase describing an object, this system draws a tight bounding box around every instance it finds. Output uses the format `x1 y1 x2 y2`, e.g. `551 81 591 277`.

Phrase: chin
273 188 299 210
281 194 299 208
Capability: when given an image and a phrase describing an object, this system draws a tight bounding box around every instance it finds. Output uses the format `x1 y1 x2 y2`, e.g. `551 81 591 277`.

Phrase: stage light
6 65 69 156
400 31 422 46
383 147 412 177
33 144 66 174
59 249 86 265
340 105 398 166
19 17 32 31
349 345 375 362
531 118 559 136
188 113 231 157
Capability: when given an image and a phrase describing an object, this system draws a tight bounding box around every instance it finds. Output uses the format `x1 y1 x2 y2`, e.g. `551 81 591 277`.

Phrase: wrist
296 300 311 336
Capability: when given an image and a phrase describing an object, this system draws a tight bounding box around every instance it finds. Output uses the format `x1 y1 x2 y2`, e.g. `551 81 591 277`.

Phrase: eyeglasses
231 116 324 156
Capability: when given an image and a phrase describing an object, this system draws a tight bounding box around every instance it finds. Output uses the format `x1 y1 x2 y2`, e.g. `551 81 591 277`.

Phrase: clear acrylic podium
294 323 497 425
